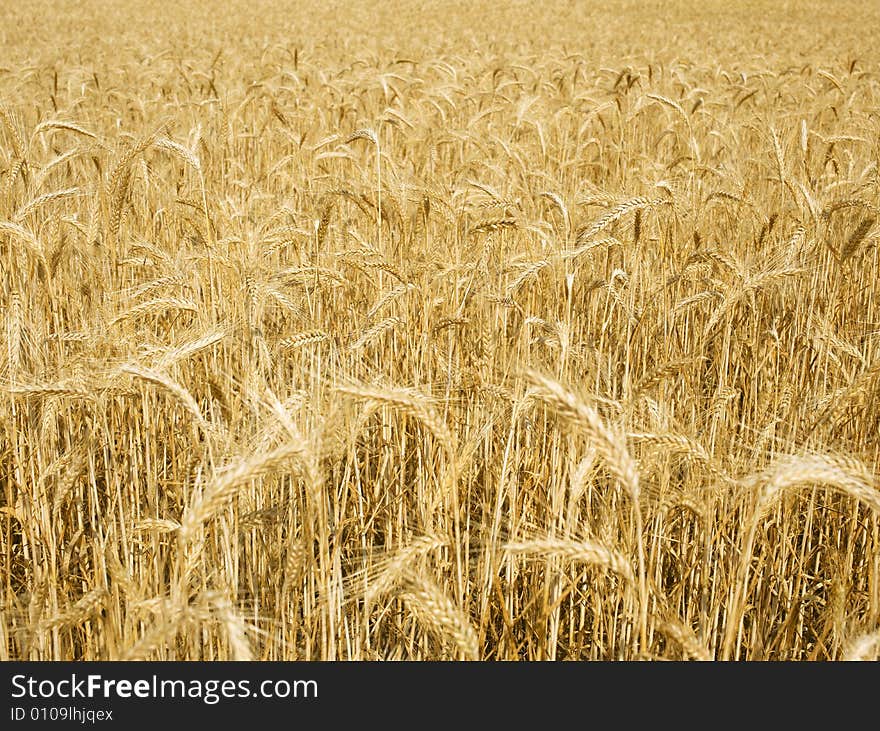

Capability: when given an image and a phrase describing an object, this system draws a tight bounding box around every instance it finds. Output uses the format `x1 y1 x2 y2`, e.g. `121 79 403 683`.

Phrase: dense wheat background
2 0 880 660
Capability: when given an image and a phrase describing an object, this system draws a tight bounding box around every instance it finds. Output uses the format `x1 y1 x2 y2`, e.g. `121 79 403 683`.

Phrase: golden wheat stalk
39 588 108 632
524 369 648 651
335 382 455 455
399 570 479 660
503 537 634 583
179 440 310 542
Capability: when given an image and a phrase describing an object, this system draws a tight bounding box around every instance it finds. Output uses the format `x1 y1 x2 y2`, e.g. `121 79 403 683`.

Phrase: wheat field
2 0 880 661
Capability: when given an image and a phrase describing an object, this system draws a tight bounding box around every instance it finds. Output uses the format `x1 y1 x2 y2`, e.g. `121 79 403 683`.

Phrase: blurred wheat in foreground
2 0 880 660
